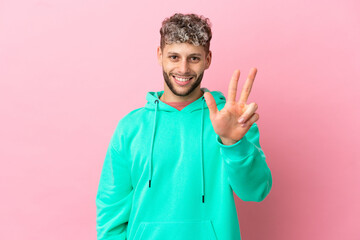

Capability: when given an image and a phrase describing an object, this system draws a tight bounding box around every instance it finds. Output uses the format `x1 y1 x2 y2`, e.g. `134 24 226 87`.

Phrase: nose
178 59 190 74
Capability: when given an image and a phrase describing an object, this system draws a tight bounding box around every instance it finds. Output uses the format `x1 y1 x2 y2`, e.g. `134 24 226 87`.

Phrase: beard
162 70 204 97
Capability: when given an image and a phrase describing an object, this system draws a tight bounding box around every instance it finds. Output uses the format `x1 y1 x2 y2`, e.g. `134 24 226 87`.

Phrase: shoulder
120 107 145 123
109 107 147 144
115 107 147 131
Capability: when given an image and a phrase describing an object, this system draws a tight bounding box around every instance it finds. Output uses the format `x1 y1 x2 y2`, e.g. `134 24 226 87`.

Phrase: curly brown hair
160 13 212 54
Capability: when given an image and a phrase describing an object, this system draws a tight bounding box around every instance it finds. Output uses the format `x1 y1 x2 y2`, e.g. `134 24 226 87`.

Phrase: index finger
227 69 241 103
238 67 257 104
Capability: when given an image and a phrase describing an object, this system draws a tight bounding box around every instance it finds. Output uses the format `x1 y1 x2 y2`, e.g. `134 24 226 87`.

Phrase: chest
128 111 222 187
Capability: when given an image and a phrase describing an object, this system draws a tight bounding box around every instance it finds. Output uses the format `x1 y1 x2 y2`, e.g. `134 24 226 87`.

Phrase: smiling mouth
172 75 194 82
171 75 194 86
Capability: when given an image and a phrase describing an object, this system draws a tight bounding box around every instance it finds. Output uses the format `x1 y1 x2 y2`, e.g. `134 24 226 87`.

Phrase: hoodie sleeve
96 124 133 240
216 122 272 202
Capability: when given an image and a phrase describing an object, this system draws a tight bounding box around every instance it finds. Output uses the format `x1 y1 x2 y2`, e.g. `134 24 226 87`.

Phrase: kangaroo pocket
133 220 217 240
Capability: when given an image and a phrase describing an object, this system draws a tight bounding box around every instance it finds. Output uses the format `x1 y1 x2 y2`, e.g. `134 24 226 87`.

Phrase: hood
145 88 226 112
145 87 226 203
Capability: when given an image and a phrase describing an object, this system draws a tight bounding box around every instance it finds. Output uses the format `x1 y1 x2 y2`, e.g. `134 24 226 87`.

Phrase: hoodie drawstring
148 97 206 204
149 99 159 188
200 96 205 203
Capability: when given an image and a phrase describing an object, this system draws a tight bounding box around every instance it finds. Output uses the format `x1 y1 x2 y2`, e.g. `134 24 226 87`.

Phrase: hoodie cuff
216 135 255 160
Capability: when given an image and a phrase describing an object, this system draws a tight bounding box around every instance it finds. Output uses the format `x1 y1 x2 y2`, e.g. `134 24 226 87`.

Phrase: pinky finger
241 113 259 128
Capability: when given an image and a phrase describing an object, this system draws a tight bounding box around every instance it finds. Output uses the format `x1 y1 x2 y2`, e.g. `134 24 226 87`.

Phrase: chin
163 70 204 97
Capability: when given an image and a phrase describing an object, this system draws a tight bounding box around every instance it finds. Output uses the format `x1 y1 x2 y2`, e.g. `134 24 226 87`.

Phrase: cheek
164 63 177 73
195 64 207 73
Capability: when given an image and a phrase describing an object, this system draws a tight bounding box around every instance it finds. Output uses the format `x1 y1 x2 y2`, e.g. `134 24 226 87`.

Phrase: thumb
204 92 218 119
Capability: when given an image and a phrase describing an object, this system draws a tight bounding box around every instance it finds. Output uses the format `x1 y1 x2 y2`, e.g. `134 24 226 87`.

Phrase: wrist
219 136 241 145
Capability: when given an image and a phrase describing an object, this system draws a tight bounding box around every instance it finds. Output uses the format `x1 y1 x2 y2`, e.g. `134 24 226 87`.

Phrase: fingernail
241 123 246 127
238 118 244 123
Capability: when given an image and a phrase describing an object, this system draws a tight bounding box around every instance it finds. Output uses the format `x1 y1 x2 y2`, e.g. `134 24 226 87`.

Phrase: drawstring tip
202 195 205 203
149 180 151 188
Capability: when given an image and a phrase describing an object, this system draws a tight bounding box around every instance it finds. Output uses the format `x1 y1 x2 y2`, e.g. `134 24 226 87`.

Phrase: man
96 13 272 240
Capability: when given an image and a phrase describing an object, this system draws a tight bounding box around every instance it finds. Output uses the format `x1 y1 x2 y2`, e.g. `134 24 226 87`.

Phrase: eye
169 55 178 60
190 57 200 62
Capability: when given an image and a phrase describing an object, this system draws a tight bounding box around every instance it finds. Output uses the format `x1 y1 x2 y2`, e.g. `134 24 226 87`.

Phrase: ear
205 50 212 70
157 46 163 66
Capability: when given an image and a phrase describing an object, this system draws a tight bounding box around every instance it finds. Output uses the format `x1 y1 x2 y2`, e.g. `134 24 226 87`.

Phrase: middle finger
238 68 257 105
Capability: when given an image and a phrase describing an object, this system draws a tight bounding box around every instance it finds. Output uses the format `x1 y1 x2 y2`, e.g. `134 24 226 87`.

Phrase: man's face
157 43 212 98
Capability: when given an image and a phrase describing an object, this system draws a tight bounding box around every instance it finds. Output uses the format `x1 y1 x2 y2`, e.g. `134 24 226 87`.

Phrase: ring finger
238 102 258 123
240 113 259 128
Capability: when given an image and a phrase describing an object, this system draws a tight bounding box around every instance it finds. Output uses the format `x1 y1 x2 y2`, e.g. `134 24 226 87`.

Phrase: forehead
162 42 206 55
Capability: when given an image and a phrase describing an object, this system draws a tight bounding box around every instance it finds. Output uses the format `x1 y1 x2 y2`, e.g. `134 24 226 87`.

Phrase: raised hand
204 68 259 145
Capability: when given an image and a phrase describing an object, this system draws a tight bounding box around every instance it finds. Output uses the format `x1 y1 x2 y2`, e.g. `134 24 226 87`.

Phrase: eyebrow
167 52 202 57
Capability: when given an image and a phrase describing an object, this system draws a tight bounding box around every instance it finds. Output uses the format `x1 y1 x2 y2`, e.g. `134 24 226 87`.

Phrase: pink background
1 0 359 239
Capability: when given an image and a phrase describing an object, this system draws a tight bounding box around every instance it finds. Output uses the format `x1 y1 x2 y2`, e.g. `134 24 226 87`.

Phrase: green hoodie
96 88 272 240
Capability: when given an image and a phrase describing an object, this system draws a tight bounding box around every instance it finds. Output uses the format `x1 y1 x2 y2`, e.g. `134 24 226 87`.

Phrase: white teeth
174 76 191 82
